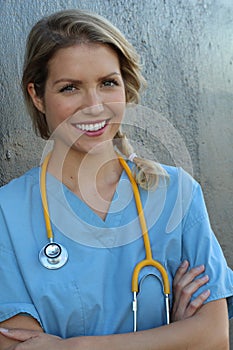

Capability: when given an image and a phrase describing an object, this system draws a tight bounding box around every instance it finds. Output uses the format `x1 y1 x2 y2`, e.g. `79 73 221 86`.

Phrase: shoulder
157 164 207 230
0 167 40 206
159 163 199 194
161 165 210 229
160 163 193 179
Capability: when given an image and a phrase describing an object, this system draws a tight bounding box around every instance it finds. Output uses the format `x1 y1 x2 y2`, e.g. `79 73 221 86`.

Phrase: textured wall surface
0 0 232 345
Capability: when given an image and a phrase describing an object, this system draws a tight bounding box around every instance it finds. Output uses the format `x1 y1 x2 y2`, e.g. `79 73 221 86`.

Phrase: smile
74 120 106 132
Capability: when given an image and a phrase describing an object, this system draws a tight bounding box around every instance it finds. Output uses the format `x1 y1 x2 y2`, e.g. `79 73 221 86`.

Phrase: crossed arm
0 261 229 350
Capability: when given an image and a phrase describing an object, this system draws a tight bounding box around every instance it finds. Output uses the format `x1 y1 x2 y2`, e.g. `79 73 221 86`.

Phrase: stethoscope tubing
39 153 171 329
118 157 170 329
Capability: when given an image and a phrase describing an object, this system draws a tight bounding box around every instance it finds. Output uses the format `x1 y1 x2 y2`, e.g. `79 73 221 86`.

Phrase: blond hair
22 9 168 190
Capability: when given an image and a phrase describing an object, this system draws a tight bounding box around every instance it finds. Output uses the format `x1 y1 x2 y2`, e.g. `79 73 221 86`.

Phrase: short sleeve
0 207 42 325
181 181 233 319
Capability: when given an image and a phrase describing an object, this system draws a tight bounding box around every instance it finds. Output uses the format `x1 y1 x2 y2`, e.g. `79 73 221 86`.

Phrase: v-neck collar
42 162 168 248
46 161 134 228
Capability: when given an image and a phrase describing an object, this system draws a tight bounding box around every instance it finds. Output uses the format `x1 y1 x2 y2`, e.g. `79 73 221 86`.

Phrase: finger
172 260 189 309
173 264 206 307
185 289 211 318
174 264 205 291
172 274 209 319
172 288 210 322
180 274 209 304
172 260 205 312
0 328 40 341
173 260 189 286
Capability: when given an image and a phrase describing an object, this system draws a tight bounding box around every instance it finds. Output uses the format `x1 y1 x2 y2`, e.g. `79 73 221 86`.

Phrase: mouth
72 119 108 132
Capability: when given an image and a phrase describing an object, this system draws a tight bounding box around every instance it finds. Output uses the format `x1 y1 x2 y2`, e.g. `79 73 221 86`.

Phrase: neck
47 143 122 191
46 143 123 220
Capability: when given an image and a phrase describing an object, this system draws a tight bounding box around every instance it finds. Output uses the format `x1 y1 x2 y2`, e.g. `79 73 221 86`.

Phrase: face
28 43 126 155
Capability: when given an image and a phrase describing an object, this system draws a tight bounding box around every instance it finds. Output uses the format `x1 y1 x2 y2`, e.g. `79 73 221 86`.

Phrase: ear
27 83 45 114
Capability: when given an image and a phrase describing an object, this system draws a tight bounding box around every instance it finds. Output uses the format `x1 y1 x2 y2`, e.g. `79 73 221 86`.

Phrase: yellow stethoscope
39 153 170 330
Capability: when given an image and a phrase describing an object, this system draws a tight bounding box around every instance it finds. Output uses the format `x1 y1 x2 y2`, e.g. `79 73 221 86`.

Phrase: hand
0 328 64 350
171 260 210 322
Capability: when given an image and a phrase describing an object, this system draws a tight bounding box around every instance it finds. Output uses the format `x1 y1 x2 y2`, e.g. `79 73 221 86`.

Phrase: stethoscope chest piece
39 242 68 269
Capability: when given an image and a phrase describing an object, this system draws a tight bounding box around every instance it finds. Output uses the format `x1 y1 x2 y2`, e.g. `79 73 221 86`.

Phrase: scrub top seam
183 212 208 234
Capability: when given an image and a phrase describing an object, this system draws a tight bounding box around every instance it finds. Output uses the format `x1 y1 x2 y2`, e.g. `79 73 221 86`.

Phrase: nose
82 89 104 116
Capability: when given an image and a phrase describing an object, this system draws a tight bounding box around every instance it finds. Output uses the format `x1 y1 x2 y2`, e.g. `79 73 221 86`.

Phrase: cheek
116 88 126 103
44 101 73 128
115 94 126 116
108 90 126 117
104 87 126 104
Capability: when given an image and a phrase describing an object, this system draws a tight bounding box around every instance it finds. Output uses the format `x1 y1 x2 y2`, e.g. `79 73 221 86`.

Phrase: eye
102 79 119 88
59 84 77 93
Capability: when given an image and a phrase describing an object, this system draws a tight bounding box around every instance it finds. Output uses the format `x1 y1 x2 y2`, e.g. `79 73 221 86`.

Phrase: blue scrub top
0 162 232 338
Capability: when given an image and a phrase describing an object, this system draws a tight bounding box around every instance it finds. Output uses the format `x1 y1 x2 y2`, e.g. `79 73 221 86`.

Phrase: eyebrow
53 72 121 86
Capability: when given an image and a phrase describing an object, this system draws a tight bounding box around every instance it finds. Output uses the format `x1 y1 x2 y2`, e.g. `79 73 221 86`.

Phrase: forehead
47 43 121 79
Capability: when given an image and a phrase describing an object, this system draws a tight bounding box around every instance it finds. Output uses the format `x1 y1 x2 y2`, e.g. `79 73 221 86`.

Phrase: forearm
0 300 229 350
0 315 43 350
65 300 229 350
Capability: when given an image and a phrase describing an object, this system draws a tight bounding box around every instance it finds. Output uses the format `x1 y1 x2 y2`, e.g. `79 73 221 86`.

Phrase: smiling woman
27 44 126 157
0 8 232 350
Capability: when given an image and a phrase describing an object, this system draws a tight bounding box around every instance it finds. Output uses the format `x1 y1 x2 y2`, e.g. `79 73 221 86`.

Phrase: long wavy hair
22 9 167 190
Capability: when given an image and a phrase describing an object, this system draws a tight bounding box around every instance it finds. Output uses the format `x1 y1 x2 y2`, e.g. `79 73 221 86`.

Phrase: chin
71 139 114 156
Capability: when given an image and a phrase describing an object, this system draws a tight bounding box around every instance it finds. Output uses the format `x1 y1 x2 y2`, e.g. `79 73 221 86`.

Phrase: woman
0 9 232 349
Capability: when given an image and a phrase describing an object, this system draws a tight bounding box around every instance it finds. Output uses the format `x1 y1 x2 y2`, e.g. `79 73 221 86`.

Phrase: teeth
75 120 106 131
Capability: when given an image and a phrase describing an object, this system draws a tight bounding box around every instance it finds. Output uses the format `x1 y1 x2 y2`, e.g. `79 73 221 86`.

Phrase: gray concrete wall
0 0 232 346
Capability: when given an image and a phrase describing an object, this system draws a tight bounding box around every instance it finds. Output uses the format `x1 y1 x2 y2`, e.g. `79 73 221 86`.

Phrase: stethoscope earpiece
39 242 68 269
